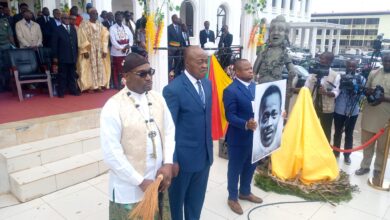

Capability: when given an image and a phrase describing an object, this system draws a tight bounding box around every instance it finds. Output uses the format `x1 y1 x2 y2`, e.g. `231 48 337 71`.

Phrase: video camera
365 85 385 106
339 74 364 94
308 63 330 80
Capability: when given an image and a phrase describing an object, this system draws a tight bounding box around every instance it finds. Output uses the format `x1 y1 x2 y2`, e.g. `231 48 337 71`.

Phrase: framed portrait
252 80 286 164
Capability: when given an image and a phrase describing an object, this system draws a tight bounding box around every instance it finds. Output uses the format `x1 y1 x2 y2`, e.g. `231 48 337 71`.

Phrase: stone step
0 109 101 149
0 128 100 174
9 150 108 202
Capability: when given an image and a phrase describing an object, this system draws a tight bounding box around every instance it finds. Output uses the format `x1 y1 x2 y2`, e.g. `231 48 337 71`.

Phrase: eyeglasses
133 68 155 78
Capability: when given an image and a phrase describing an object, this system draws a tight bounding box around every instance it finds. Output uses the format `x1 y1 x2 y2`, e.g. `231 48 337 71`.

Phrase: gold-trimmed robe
77 20 111 91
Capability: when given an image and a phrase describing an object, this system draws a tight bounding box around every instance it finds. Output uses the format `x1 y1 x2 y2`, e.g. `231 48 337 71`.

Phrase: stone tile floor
0 147 389 220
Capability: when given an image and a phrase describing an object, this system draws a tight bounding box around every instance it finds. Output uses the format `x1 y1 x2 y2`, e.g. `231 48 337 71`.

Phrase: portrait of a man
252 80 286 163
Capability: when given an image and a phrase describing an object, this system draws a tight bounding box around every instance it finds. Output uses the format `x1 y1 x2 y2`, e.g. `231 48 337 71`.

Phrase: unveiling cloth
271 87 339 184
77 21 111 91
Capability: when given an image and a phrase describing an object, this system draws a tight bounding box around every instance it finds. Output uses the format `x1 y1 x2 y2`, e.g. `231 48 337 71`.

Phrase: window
366 18 379 24
217 5 227 37
352 18 365 25
316 39 321 44
351 29 364 35
341 30 351 35
316 19 326 22
180 1 194 36
350 40 363 46
327 19 339 24
317 29 322 35
340 19 352 25
365 29 378 35
340 40 348 46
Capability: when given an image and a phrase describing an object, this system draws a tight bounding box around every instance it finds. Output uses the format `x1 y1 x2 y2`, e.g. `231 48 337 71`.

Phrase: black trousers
57 63 79 96
317 111 334 143
333 113 358 158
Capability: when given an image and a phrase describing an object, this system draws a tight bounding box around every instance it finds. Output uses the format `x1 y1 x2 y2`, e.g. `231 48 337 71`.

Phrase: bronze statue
253 15 297 92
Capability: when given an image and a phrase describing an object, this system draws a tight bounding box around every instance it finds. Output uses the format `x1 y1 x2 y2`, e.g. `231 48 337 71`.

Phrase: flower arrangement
257 18 267 47
244 0 266 48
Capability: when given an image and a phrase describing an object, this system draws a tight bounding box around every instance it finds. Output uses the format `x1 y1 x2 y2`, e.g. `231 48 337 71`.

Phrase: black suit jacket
167 24 184 47
218 33 233 49
37 16 55 47
51 25 78 64
199 29 215 48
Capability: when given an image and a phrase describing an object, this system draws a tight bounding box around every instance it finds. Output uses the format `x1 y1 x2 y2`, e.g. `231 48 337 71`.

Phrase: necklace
127 91 158 159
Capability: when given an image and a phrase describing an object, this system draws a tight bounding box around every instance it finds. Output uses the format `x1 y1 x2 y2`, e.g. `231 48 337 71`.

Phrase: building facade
311 11 390 53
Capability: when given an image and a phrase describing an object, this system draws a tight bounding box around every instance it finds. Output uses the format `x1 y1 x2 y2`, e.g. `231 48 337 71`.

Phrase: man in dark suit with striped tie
199 21 215 48
51 13 79 98
163 46 213 220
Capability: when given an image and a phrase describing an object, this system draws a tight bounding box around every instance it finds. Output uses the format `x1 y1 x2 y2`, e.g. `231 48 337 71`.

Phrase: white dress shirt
109 23 133 57
55 19 61 26
100 87 175 204
184 70 205 97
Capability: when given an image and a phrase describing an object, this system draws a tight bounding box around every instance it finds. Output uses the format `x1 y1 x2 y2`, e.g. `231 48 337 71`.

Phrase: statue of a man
253 15 297 91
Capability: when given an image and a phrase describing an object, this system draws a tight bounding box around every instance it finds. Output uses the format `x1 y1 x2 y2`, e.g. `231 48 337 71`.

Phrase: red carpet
0 90 117 124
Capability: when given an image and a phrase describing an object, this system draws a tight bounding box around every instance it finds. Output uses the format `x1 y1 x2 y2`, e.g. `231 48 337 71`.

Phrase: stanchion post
368 119 390 191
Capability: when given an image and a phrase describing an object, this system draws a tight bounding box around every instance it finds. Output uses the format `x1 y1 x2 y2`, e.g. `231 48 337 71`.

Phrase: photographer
355 53 390 184
305 52 341 142
333 59 365 165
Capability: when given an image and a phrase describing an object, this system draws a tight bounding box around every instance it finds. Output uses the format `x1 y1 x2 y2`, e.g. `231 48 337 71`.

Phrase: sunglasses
133 68 155 78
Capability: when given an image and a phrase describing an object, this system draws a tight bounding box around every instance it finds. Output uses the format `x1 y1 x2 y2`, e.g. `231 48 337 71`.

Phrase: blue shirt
334 74 366 116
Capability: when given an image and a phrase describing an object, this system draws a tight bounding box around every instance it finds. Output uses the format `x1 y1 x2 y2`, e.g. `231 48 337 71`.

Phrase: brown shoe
239 193 263 204
227 200 243 215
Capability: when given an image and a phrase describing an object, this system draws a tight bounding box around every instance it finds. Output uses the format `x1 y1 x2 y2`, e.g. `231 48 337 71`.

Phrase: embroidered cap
122 53 149 73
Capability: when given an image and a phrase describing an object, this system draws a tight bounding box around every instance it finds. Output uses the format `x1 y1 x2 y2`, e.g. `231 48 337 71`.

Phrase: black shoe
344 157 351 165
355 168 370 176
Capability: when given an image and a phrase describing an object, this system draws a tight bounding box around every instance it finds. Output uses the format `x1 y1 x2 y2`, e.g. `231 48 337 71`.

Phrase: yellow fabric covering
271 87 339 184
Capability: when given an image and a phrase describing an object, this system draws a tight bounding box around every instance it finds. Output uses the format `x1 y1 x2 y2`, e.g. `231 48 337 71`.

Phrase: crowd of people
0 3 236 97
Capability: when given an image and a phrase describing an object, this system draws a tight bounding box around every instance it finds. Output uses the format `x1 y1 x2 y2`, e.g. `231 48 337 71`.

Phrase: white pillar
300 0 306 17
266 0 273 13
150 0 168 92
309 27 317 57
42 0 56 10
275 0 282 14
240 0 257 64
334 29 341 55
284 0 291 15
320 28 326 52
305 0 311 17
289 27 294 44
300 28 306 48
328 29 334 52
291 0 297 16
291 28 297 46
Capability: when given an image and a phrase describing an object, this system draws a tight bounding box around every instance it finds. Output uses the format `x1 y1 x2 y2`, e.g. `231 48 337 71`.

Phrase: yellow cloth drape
76 21 111 91
271 87 339 184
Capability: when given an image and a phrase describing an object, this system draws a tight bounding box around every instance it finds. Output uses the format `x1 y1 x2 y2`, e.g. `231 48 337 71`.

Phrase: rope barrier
330 127 386 153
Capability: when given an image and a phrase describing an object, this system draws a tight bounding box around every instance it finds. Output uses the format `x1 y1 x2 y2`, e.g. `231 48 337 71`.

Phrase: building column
275 0 282 14
291 28 297 46
284 0 291 15
309 27 317 58
305 0 311 17
328 29 334 52
334 29 341 55
266 0 273 13
300 0 306 17
291 0 297 16
300 28 306 48
320 28 326 52
240 0 257 64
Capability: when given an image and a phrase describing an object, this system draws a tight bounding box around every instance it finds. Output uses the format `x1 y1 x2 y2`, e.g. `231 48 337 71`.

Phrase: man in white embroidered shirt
100 53 175 219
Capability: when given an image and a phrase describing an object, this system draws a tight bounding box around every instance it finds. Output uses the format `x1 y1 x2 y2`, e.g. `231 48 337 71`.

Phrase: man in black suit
51 9 62 27
51 14 79 98
218 25 233 69
102 12 114 30
199 21 215 48
167 14 185 77
37 7 55 47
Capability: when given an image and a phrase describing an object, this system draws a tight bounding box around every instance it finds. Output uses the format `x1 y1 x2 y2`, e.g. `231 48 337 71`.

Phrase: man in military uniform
355 52 390 185
0 15 14 91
